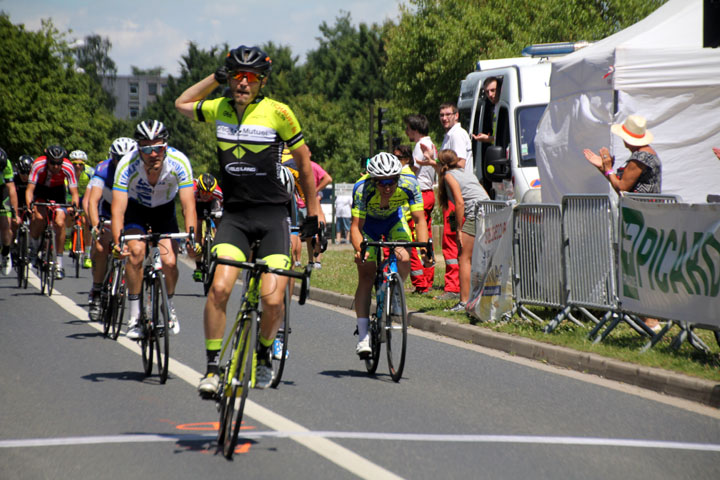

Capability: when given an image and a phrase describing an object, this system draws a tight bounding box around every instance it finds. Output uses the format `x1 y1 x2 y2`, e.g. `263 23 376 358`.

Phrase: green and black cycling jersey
193 96 305 211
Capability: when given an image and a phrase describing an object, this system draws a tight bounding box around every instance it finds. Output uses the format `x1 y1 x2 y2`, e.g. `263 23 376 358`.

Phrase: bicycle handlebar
214 256 313 306
360 239 435 264
120 229 194 246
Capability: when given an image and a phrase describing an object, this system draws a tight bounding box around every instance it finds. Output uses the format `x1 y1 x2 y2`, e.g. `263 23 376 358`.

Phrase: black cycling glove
214 65 228 84
300 215 319 238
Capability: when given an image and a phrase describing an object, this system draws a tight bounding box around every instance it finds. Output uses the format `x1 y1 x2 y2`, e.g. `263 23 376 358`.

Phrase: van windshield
516 105 546 167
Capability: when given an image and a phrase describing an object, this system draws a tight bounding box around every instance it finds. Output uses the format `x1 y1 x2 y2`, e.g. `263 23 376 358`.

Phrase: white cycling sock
128 297 140 321
357 317 369 341
56 255 63 269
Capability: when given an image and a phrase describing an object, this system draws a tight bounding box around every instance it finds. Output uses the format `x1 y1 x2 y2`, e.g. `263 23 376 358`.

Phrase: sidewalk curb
302 286 720 408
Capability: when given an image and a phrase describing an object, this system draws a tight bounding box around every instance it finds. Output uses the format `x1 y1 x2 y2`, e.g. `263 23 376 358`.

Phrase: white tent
536 0 720 205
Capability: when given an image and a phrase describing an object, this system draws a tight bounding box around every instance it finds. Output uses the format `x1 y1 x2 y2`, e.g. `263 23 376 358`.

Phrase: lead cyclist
175 45 321 393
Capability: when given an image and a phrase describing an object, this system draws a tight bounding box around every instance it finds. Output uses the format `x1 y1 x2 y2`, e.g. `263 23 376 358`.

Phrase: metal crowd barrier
544 195 615 333
511 204 564 324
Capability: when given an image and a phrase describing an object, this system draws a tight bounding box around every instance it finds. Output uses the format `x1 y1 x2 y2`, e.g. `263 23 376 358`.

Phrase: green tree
73 33 117 109
0 14 119 165
141 42 227 177
384 0 667 139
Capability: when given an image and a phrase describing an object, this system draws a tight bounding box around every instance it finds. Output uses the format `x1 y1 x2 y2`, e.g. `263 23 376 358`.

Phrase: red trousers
409 190 436 292
442 200 460 293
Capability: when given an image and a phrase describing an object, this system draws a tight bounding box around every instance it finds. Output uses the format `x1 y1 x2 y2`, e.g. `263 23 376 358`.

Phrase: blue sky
1 0 404 76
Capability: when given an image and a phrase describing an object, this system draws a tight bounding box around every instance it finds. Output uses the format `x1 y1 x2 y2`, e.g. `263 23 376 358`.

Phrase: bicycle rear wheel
153 276 170 384
270 284 291 388
218 309 257 459
385 274 408 382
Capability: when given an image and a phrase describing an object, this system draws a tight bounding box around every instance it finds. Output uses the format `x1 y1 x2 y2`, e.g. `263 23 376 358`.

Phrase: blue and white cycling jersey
113 146 193 207
88 158 116 218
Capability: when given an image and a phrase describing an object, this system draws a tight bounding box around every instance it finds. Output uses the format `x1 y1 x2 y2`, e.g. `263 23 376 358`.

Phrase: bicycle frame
33 202 74 296
13 208 31 289
120 229 192 384
213 250 312 459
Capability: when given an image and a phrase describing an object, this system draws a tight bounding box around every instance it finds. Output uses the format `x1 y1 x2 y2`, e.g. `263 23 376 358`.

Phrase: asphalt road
1 257 719 480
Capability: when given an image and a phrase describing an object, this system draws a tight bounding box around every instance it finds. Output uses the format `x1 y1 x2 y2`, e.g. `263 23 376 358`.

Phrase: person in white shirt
404 113 437 294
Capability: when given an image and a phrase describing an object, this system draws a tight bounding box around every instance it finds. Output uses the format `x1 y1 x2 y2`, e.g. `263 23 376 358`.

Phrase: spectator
282 147 332 268
404 113 438 294
584 114 661 195
436 149 490 313
433 102 472 300
334 193 351 244
471 76 500 145
584 114 662 331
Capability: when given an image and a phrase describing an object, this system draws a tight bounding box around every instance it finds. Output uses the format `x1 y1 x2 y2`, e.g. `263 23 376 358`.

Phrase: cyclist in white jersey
111 120 198 340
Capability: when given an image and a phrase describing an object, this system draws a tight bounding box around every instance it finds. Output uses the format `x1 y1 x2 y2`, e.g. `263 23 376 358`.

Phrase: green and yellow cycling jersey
193 96 304 210
351 169 424 221
1 162 13 186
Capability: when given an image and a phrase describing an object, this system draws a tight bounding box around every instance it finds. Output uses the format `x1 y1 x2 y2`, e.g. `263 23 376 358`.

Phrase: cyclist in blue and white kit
111 120 197 340
86 137 137 321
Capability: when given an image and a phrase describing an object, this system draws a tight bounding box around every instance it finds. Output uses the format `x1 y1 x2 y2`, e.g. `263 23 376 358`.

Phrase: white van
457 43 590 203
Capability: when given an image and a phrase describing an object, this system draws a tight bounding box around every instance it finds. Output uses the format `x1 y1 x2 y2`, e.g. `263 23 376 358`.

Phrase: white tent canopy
536 0 720 205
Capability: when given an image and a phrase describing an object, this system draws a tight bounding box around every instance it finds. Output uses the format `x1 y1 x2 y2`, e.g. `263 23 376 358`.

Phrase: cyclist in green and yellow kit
175 45 321 393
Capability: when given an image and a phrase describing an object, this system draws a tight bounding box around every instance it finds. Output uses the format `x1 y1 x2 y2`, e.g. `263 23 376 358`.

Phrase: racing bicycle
33 201 75 296
119 228 192 384
360 239 433 382
213 243 311 459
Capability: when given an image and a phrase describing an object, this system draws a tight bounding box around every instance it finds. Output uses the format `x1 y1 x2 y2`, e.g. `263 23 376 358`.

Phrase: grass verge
307 247 720 383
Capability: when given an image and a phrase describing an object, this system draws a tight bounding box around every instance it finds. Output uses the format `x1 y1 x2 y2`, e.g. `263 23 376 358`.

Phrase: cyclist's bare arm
174 74 219 119
87 185 103 231
351 216 366 263
111 190 129 247
68 186 80 212
178 186 198 255
293 145 320 219
25 182 35 210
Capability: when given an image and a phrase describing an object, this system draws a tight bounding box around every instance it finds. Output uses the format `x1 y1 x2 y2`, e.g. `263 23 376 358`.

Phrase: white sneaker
126 318 144 340
356 337 371 357
168 306 180 334
313 262 322 269
1 255 10 276
198 373 219 397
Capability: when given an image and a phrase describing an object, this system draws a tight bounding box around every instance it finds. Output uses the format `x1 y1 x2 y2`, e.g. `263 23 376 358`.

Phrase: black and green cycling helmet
225 45 272 75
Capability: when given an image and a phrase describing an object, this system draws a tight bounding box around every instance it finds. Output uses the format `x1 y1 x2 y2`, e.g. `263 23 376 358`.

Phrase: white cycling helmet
69 150 88 162
366 152 402 178
278 165 296 195
109 137 137 160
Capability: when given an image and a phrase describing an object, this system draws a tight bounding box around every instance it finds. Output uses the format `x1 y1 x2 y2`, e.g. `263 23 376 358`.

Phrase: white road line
3 432 720 453
25 273 404 480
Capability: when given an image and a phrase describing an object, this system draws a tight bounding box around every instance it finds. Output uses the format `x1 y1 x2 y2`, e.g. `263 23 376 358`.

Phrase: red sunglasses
231 71 262 83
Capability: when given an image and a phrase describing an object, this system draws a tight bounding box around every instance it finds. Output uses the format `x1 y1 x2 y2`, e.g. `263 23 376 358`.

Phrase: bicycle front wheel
109 263 126 340
385 273 408 382
73 227 81 278
270 284 291 388
46 231 56 296
364 282 384 374
140 278 153 376
16 227 29 289
153 275 170 384
218 309 257 459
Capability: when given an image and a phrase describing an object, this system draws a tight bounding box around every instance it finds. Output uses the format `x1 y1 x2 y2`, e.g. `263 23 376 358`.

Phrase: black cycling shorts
214 204 290 261
124 200 179 234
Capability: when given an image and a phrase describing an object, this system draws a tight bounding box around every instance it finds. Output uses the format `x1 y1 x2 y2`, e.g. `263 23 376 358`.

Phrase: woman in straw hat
583 114 661 194
584 115 664 333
